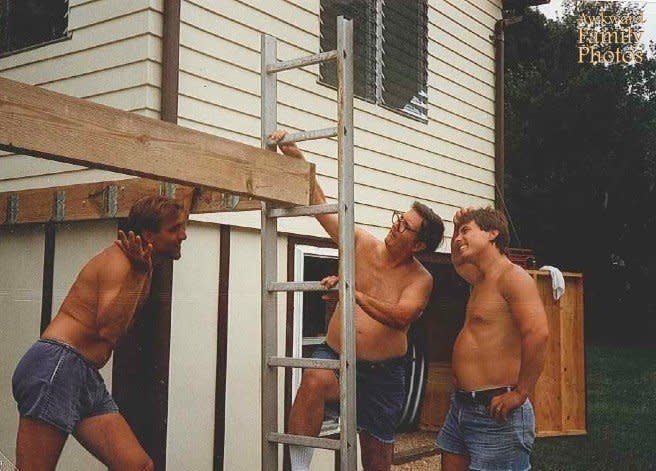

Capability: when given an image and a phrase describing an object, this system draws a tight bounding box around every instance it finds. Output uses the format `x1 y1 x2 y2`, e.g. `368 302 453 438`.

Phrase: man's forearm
516 333 548 397
355 291 408 330
312 178 327 205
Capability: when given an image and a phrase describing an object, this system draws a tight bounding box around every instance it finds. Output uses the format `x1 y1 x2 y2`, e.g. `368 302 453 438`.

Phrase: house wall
0 220 116 470
0 1 503 469
0 0 164 193
181 0 502 247
167 222 221 470
0 226 44 467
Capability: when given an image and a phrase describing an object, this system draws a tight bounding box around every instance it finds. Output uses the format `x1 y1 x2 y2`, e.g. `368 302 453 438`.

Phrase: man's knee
299 370 337 400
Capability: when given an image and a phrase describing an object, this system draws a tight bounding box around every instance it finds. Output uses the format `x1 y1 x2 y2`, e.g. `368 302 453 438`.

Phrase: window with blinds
0 0 69 55
319 0 429 121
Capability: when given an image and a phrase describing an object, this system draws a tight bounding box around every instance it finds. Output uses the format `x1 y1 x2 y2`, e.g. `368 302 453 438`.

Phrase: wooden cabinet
529 270 586 437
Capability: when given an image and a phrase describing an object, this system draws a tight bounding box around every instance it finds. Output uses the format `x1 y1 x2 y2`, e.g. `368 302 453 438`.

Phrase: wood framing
214 225 231 471
0 77 315 205
0 178 262 226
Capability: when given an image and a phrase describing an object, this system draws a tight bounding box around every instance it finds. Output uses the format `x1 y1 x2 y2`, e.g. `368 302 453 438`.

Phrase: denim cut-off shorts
12 339 119 434
311 342 406 444
436 392 536 471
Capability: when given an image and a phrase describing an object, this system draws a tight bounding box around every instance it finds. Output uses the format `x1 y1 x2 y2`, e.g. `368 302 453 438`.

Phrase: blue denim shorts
436 392 536 471
311 342 406 444
12 339 119 434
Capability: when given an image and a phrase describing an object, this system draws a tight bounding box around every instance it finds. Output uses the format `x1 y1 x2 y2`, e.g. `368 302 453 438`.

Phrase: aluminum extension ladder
259 16 357 471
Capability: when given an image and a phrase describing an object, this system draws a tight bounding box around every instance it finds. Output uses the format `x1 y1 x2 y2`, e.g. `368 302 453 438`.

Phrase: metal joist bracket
53 191 66 222
104 185 118 218
159 182 177 198
222 193 240 211
6 194 19 224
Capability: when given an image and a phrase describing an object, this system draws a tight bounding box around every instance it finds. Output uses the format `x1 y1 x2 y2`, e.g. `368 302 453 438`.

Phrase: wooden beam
0 77 314 205
0 178 262 226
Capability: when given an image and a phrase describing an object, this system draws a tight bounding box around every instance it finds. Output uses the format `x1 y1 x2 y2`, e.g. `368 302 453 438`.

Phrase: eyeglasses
392 211 419 234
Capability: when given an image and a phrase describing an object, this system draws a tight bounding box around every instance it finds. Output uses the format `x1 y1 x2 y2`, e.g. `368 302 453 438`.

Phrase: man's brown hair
412 201 445 253
457 207 509 254
126 195 184 236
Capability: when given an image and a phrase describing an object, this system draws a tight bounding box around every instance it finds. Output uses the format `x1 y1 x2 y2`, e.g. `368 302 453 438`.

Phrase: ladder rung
268 203 338 218
268 433 341 450
267 281 337 292
268 356 340 370
267 127 337 147
267 50 338 73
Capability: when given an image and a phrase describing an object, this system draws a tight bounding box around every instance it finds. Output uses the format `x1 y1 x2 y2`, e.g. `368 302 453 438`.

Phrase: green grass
532 345 656 470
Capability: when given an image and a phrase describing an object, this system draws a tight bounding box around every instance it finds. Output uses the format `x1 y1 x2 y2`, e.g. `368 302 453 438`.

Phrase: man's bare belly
42 311 113 369
325 305 408 361
451 325 521 391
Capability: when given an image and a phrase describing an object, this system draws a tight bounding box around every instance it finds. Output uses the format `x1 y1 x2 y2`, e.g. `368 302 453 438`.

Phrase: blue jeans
436 392 536 471
310 342 406 443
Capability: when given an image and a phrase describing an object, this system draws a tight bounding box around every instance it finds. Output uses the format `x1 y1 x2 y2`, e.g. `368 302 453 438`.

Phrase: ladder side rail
336 16 357 471
261 34 280 471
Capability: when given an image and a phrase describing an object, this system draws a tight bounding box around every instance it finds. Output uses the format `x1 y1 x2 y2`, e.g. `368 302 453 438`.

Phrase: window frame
0 0 72 58
291 243 340 436
318 0 429 123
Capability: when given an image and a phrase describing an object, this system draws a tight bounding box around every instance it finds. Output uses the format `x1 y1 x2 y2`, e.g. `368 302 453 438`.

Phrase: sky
536 0 656 46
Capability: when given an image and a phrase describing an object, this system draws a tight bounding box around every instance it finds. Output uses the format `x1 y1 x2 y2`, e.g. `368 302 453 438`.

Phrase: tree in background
504 0 656 344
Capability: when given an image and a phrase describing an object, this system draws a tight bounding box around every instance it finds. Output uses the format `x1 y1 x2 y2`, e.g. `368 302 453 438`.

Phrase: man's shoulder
497 261 535 297
91 245 132 278
409 257 433 286
356 228 378 245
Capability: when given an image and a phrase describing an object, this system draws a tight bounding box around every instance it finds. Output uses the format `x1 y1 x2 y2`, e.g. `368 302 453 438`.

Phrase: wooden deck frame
0 77 314 206
0 178 262 226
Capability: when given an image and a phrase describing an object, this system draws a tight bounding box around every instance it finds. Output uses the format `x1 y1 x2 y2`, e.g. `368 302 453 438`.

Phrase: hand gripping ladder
260 16 357 471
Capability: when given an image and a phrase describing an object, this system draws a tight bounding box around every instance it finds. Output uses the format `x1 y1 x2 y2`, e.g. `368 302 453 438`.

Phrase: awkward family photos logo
577 1 647 64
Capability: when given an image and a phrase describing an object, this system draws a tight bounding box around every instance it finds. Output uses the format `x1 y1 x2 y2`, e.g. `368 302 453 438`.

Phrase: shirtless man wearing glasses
269 130 445 471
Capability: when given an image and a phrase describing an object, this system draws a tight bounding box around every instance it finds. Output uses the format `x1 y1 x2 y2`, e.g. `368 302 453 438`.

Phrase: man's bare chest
466 285 510 324
355 254 411 302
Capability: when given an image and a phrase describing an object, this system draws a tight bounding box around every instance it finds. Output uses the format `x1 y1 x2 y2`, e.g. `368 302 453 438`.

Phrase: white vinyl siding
0 0 163 192
179 0 500 248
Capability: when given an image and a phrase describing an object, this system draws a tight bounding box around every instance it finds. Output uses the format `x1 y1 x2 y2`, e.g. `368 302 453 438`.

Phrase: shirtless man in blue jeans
12 195 187 470
437 207 549 471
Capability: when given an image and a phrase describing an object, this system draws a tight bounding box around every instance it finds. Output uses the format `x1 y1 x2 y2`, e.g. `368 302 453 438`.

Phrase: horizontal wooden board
0 78 314 205
0 178 261 226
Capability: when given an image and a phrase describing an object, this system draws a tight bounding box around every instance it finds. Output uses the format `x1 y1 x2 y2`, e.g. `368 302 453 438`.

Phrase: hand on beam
269 130 304 160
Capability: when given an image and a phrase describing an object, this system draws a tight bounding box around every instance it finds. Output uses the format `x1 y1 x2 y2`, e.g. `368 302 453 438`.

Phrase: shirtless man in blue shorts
270 130 445 471
12 195 187 470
